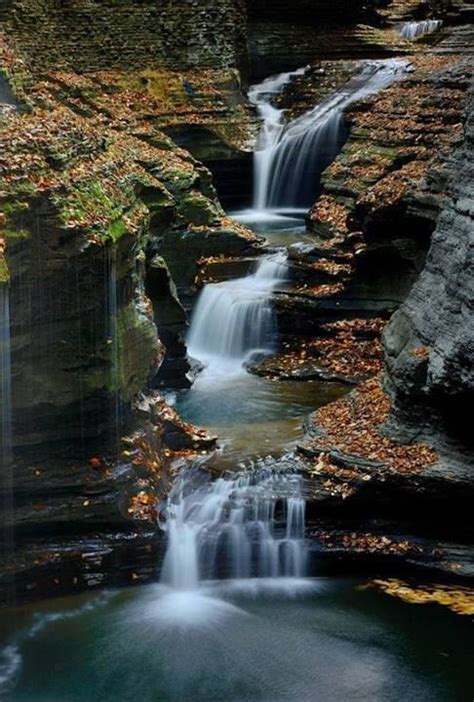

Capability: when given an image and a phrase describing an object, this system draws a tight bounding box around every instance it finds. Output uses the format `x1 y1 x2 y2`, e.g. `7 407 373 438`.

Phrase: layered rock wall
383 92 474 443
1 0 248 73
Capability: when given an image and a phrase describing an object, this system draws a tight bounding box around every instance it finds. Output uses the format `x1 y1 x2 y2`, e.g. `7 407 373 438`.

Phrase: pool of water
174 370 347 467
1 578 472 702
231 209 317 247
174 213 345 468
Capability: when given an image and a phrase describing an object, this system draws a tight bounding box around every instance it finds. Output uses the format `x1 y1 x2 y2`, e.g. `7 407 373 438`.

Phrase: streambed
174 213 348 467
2 61 471 702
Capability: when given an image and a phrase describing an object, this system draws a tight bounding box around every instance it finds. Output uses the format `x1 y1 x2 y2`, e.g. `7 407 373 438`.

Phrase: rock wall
6 221 160 453
383 92 474 444
246 0 373 22
0 0 248 73
0 73 259 452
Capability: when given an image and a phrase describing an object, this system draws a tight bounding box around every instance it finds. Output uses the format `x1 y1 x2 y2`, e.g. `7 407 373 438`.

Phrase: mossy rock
0 256 9 283
177 191 220 226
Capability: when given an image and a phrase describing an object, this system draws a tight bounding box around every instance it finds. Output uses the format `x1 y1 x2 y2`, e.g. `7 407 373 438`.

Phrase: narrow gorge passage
0 5 473 699
175 59 408 465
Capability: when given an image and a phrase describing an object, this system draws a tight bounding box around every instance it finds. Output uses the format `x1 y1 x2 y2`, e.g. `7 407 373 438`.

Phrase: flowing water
179 60 410 463
1 578 472 701
0 285 14 585
2 58 471 702
398 20 443 40
162 468 307 587
187 252 288 373
248 58 409 213
180 219 347 465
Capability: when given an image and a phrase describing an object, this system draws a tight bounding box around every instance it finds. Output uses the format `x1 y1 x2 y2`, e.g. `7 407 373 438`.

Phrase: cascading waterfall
0 286 12 469
187 252 288 371
161 467 307 590
249 66 308 211
398 19 442 40
0 285 14 581
250 59 409 212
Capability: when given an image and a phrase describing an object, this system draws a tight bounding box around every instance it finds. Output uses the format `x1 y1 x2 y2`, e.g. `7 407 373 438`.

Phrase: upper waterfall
250 59 409 213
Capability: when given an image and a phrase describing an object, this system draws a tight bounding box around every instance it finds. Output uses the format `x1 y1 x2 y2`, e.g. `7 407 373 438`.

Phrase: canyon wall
0 0 248 73
384 92 474 446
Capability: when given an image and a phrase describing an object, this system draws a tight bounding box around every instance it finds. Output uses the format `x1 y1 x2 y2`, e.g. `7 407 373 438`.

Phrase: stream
1 60 472 702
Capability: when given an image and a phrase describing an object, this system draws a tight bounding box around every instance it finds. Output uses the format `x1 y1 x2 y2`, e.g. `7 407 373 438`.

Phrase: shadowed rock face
6 210 162 455
384 93 474 444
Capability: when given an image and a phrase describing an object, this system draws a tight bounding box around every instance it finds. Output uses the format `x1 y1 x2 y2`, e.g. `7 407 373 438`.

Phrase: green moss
108 218 128 242
0 201 31 216
0 256 10 283
160 166 198 194
177 191 220 226
54 179 131 241
0 228 30 240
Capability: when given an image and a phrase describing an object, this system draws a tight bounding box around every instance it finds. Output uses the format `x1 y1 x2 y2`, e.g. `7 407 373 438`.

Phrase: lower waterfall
161 467 307 590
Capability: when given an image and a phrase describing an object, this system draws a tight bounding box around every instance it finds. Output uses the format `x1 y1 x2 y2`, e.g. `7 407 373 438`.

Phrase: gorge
0 0 473 700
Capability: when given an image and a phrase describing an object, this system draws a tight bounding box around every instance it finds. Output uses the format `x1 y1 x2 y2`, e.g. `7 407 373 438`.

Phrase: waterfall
250 59 409 212
105 246 122 450
0 285 14 578
0 286 12 470
161 467 307 590
249 66 309 211
187 252 288 372
398 20 442 40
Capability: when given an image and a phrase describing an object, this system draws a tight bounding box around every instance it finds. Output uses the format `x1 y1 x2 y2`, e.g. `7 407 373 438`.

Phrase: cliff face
1 0 248 73
384 92 474 445
0 75 258 452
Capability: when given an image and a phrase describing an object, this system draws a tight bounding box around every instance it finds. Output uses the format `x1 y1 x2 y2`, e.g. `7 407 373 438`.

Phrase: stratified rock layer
384 92 474 447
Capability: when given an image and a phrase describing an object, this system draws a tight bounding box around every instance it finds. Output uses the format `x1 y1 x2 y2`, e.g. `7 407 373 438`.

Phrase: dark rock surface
384 92 474 451
145 255 192 389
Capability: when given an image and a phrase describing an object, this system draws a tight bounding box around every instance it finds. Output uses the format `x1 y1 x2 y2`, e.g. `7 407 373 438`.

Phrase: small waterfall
250 59 409 212
398 20 442 40
0 285 14 581
187 252 287 371
161 467 307 590
0 286 12 469
105 246 122 450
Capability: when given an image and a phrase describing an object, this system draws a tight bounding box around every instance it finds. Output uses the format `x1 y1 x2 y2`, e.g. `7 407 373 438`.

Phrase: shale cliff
384 93 474 449
0 0 249 73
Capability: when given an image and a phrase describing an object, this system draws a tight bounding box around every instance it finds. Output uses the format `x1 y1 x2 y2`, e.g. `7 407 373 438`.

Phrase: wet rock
136 392 217 452
384 92 474 452
145 255 192 389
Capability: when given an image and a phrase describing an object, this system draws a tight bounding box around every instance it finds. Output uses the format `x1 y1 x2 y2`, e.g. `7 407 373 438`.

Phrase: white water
398 19 442 40
249 59 409 213
249 66 309 211
161 467 307 590
0 286 12 469
0 286 13 574
187 252 288 374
